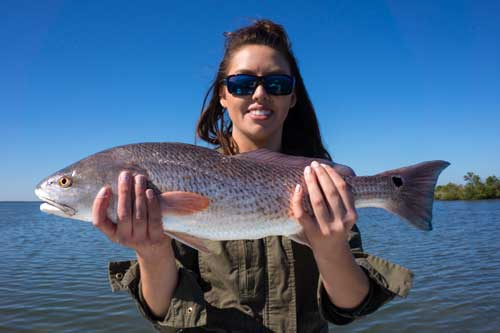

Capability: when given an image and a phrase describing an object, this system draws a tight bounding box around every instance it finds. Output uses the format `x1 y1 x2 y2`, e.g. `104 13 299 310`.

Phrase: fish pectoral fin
160 191 210 216
164 230 210 253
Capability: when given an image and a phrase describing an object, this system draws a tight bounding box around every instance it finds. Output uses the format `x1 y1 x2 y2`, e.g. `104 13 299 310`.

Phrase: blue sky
1 0 499 201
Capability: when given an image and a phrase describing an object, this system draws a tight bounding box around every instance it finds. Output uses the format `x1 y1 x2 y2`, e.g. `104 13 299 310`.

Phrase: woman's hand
292 161 369 309
92 171 172 260
292 161 358 257
93 171 178 317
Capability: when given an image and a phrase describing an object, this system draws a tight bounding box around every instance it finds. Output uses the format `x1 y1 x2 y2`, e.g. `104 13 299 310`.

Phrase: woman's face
219 44 296 152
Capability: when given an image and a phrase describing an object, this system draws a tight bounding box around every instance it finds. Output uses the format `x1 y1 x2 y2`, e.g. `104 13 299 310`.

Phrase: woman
93 20 412 332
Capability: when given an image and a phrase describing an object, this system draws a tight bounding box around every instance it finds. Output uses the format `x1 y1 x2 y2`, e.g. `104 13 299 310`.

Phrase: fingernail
120 172 129 182
136 174 145 187
320 163 329 168
97 187 109 198
304 166 311 175
146 189 154 199
295 184 301 193
311 161 320 168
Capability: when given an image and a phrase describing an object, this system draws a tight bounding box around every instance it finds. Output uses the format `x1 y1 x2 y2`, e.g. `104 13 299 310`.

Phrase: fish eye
58 176 73 188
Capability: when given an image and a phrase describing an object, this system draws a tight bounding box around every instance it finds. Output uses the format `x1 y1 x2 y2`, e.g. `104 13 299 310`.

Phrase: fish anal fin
160 191 209 216
165 230 210 253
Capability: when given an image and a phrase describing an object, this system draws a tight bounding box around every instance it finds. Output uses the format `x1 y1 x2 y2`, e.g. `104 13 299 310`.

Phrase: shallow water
335 200 500 333
1 201 499 332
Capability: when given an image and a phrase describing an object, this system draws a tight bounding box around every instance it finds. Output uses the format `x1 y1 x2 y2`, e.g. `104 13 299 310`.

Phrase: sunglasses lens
226 75 257 96
264 75 294 95
225 74 294 96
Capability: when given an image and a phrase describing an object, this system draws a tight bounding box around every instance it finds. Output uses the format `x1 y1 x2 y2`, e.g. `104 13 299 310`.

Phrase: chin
246 129 278 143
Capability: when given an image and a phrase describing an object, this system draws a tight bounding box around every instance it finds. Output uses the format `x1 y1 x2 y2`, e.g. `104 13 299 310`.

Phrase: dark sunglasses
223 74 295 96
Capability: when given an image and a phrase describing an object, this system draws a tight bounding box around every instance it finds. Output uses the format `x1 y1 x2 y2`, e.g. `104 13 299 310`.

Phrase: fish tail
377 160 450 230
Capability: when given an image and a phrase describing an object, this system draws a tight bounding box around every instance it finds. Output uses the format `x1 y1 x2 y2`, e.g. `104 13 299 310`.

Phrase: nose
252 83 269 101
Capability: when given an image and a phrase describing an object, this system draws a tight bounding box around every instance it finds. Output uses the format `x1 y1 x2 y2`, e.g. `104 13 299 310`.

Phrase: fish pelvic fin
164 230 210 253
289 225 358 248
377 160 450 231
160 191 210 216
289 231 310 247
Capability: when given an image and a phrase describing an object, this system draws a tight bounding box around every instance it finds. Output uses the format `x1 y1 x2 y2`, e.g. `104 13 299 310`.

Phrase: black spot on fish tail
376 160 450 231
392 176 403 188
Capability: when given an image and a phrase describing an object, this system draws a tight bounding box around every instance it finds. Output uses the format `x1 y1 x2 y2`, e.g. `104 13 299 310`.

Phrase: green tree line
435 172 500 200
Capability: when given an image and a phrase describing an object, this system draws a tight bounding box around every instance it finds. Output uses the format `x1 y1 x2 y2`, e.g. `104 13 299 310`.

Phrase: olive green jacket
108 225 412 332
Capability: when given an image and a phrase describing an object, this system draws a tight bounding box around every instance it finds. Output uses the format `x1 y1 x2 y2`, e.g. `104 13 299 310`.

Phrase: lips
249 109 272 116
247 105 273 119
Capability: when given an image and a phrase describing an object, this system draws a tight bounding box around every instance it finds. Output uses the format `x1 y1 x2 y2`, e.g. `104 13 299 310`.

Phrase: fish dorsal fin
233 149 328 169
233 149 354 176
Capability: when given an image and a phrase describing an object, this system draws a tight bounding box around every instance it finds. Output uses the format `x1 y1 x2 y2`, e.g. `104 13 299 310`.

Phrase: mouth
35 188 76 216
247 109 273 120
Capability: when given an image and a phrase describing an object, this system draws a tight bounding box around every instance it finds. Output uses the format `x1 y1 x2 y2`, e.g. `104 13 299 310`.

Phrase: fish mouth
34 189 76 216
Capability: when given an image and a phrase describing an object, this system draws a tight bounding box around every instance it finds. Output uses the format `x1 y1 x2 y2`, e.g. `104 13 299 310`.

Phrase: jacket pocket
198 240 265 307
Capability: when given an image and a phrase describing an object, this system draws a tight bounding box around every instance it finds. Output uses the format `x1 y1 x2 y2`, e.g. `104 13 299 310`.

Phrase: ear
219 86 228 108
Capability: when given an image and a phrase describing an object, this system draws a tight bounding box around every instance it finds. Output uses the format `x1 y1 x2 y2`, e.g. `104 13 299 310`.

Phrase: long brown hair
196 19 332 160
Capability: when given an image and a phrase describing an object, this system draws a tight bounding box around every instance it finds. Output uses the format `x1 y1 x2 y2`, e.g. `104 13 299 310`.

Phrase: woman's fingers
321 164 358 229
92 186 117 240
133 175 148 242
146 189 166 242
291 184 316 233
311 162 346 219
92 172 168 250
304 163 332 234
117 171 133 243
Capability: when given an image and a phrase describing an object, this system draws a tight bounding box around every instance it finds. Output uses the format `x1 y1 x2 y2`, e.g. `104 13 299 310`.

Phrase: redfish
35 143 449 252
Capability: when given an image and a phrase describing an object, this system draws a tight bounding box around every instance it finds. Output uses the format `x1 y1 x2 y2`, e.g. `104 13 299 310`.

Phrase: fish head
34 149 127 222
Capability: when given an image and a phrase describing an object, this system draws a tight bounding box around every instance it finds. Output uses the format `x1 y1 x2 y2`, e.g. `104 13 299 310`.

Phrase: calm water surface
1 201 499 332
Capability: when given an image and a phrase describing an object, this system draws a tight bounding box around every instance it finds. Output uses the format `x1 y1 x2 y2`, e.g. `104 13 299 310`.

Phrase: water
1 201 499 332
0 202 150 333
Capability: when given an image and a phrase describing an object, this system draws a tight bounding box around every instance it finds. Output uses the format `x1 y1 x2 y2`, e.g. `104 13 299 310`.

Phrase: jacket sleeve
108 241 207 331
317 224 414 325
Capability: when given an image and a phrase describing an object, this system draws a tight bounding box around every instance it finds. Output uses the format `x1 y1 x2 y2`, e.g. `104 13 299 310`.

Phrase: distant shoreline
435 172 499 201
435 198 500 201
